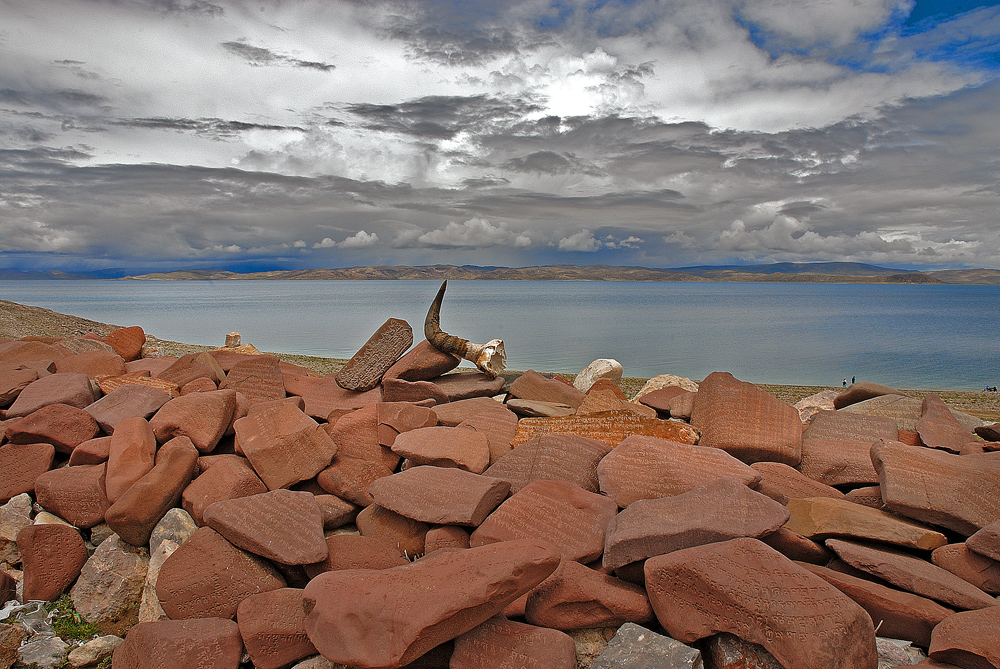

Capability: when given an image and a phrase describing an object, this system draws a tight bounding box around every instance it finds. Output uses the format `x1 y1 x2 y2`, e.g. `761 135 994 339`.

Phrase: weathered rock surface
34 463 111 528
917 393 977 453
355 504 429 558
484 433 611 494
389 425 490 473
451 615 577 669
336 318 412 392
70 533 149 624
750 460 845 505
234 402 337 490
573 359 623 393
834 382 904 409
512 410 700 449
590 623 701 669
17 523 88 601
509 370 586 408
105 416 157 503
237 588 317 669
85 383 171 433
928 606 1000 669
798 410 898 485
181 454 267 525
149 389 237 453
112 617 244 669
368 466 509 527
4 402 100 454
0 442 54 504
931 543 1000 595
316 455 391 507
383 339 460 382
967 520 1000 562
524 559 653 630
219 354 286 404
785 496 948 550
303 534 407 579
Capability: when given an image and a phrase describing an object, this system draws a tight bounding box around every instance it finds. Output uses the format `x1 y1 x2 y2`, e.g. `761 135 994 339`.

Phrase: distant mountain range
3 263 1000 284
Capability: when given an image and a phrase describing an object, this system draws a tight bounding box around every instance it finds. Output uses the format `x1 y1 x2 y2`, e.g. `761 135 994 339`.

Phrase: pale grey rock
630 374 699 401
66 634 124 669
88 523 114 548
18 635 69 669
0 494 32 566
701 632 782 669
876 637 926 668
574 359 624 393
591 623 702 669
138 539 179 623
33 511 72 526
290 654 338 669
568 627 619 669
794 389 840 424
148 507 197 553
70 534 149 624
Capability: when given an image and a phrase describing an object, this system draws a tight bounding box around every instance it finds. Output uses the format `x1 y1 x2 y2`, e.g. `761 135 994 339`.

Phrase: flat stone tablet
451 615 577 669
505 398 576 418
313 494 357 530
220 355 286 404
0 365 38 406
470 479 618 563
301 376 383 421
111 618 243 669
302 534 408 579
105 416 157 503
597 435 760 507
644 538 877 669
826 538 999 610
355 504 429 558
390 425 490 473
34 463 111 529
368 466 510 527
916 393 976 453
156 526 286 620
928 606 1000 669
761 526 832 565
690 372 802 466
636 386 688 413
424 525 470 553
203 489 327 565
785 497 947 550
576 390 656 418
512 410 700 449
86 383 172 433
967 520 1000 561
433 397 506 426
17 523 89 601
431 371 506 401
485 434 612 494
602 477 790 572
234 402 337 490
840 394 922 431
237 588 317 669
750 461 845 505
383 339 460 382
149 389 237 453
509 370 586 408
376 402 438 449
457 407 517 465
326 404 399 472
95 374 179 399
0 442 54 504
181 455 267 526
336 318 412 392
316 455 392 507
798 410 898 485
54 350 127 379
931 543 1000 595
871 439 1000 536
5 402 99 453
834 382 905 409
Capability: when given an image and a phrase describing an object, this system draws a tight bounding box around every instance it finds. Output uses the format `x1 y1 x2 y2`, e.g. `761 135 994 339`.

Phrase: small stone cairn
1 320 999 669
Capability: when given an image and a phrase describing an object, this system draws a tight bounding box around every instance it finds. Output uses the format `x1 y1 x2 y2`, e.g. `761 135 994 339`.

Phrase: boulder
916 393 977 453
750 461 845 505
85 384 172 433
630 374 700 400
635 386 688 414
336 318 413 392
301 377 383 420
383 339 460 382
424 526 471 554
102 326 146 362
303 534 408 579
234 402 337 490
54 350 127 379
324 404 399 472
430 371 506 401
0 442 54 504
17 523 88 601
112 617 243 669
834 382 904 409
316 456 392 507
70 533 149 624
237 588 317 669
505 398 575 418
380 376 451 404
433 397 507 426
368 466 509 527
376 402 438 449
457 407 517 465
104 416 157 503
181 455 267 526
148 389 237 453
573 359 623 393
67 435 111 465
451 615 577 669
0 366 38 407
390 426 490 473
967 520 1000 562
509 370 586 408
484 433 612 495
34 463 111 528
4 402 99 454
139 539 179 623
931 543 1000 595
524 559 653 630
798 410 898 486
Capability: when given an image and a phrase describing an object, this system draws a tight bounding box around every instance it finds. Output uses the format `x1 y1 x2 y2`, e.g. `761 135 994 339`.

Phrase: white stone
33 511 73 526
67 635 124 669
148 507 197 554
630 374 700 401
138 539 179 623
573 359 624 393
70 534 149 624
794 389 840 424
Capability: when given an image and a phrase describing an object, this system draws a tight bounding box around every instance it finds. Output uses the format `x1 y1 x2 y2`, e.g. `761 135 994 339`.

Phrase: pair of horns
424 280 506 378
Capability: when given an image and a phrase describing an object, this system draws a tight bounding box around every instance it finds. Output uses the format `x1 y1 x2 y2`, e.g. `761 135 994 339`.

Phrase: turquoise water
2 280 998 390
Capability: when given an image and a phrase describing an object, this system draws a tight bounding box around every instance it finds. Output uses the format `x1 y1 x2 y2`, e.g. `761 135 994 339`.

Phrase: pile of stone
2 318 1000 669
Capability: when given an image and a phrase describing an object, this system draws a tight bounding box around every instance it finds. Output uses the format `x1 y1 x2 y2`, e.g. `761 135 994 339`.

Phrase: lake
2 280 998 390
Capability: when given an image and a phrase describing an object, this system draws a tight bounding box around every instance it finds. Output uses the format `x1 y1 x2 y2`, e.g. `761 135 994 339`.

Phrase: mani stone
220 355 286 404
390 425 490 473
17 523 89 601
635 386 688 413
645 538 878 669
149 389 237 453
451 614 577 669
597 435 760 508
203 489 327 565
85 383 172 433
237 588 317 669
383 339 461 382
336 318 413 392
368 466 510 527
326 404 400 472
377 402 438 449
840 394 922 431
602 477 790 573
105 416 157 503
976 422 1000 442
34 463 111 528
524 559 653 631
509 370 587 408
313 494 357 530
591 623 702 669
355 504 430 558
300 375 384 418
68 436 111 465
234 402 338 490
505 398 575 418
470 479 618 563
577 389 656 418
798 410 898 485
317 456 392 507
0 365 38 406
157 352 225 387
784 497 948 550
70 533 149 624
54 350 127 379
844 485 885 509
302 538 560 669
303 535 408 579
424 526 471 553
750 461 845 505
801 561 953 648
834 382 904 409
667 390 696 420
690 371 802 466
156 527 286 620
0 442 54 503
761 526 832 565
573 358 623 393
105 436 199 547
928 606 1000 669
512 410 700 449
4 402 99 453
96 373 179 399
826 538 999 610
457 408 517 465
112 617 244 669
103 325 146 361
381 376 450 404
871 439 1000 536
916 393 976 453
181 455 267 525
968 520 1000 562
484 434 612 494
931 543 1000 595
433 397 507 426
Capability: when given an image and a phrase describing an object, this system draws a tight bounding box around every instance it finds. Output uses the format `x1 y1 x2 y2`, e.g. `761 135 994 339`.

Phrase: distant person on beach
843 378 847 387
852 376 855 384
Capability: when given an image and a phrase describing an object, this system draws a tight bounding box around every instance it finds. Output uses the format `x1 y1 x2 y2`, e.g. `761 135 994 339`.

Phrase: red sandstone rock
760 526 832 564
431 371 506 402
0 570 14 605
928 606 1000 669
390 425 490 473
149 389 237 453
54 350 127 379
203 489 327 565
112 617 243 669
6 372 96 418
932 543 1000 595
377 402 438 448
645 537 877 669
451 615 576 669
484 433 611 495
324 404 400 472
96 373 180 399
433 397 505 426
690 372 802 465
181 455 268 526
17 523 88 601
798 410 897 485
4 402 99 454
511 410 700 449
968 520 1000 562
156 352 225 387
384 339 460 382
0 442 54 503
0 366 38 407
219 355 286 404
355 504 430 557
457 408 517 465
471 479 618 563
597 435 760 507
180 377 217 394
85 384 172 433
524 559 653 630
381 376 451 404
368 466 510 527
34 462 111 528
104 416 157 503
844 485 886 509
424 526 471 553
0 340 67 365
316 455 393 507
313 494 358 530
105 436 199 547
301 376 382 420
784 497 948 550
233 402 337 490
602 477 790 572
509 370 586 408
576 389 656 418
750 461 845 505
302 538 561 668
826 538 999 610
156 526 286 620
302 534 408 579
236 588 316 669
917 393 976 453
834 382 903 409
336 318 413 392
102 326 146 362
636 386 687 413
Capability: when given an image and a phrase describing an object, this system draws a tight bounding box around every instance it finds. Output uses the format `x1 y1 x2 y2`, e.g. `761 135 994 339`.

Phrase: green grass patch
44 594 99 642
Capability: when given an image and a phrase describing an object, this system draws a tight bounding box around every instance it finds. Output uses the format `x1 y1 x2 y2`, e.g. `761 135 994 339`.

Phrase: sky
2 0 1000 274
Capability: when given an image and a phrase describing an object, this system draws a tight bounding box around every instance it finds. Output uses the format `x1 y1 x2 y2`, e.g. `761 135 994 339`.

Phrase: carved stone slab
644 538 878 669
102 326 146 362
509 370 586 408
431 371 506 401
636 386 688 413
826 538 998 610
380 376 450 404
424 526 470 554
237 588 317 669
54 350 127 379
916 393 976 453
390 425 490 473
111 618 243 669
602 477 790 572
219 355 286 404
302 539 560 668
326 404 399 472
234 402 338 490
839 394 921 431
96 373 180 399
511 410 700 449
451 614 577 669
834 382 905 409
871 439 1000 536
761 526 832 565
690 372 802 466
377 402 438 449
383 339 460 382
967 520 1000 561
86 383 173 433
798 410 898 485
577 390 656 419
301 376 382 421
505 399 576 418
149 389 237 453
785 497 947 550
597 435 760 507
6 372 98 418
470 479 618 563
457 407 517 466
931 543 1000 595
303 535 408 580
928 606 1000 668
156 526 286 620
433 397 506 426
0 442 54 504
750 461 845 505
181 455 267 526
316 455 392 507
368 465 510 527
484 434 612 494
336 318 413 392
34 463 111 529
313 494 357 530
17 523 88 601
105 416 157 503
203 489 327 565
355 504 429 558
0 365 38 406
801 561 953 648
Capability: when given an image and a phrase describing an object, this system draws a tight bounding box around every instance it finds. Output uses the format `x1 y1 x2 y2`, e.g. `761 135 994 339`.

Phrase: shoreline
3 298 999 421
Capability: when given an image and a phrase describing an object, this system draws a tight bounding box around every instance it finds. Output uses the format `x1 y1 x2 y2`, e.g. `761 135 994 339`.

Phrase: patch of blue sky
904 0 1000 27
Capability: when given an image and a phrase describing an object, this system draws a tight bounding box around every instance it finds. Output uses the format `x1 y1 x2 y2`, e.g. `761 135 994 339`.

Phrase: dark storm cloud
221 42 335 71
344 95 543 140
112 116 305 139
502 150 603 176
0 88 109 111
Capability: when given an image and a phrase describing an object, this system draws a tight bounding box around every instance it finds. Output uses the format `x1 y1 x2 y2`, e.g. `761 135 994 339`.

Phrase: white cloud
313 237 336 248
558 229 600 252
339 230 378 248
416 218 528 248
292 240 307 248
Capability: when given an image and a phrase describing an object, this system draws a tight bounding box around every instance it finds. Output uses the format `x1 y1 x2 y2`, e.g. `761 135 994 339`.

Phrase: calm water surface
2 280 998 390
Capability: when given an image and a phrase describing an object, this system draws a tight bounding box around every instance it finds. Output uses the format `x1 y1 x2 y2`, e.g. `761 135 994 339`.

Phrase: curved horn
424 280 506 378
